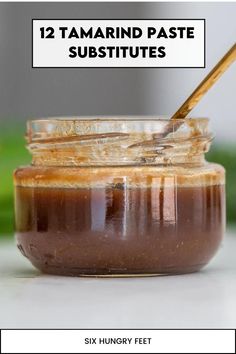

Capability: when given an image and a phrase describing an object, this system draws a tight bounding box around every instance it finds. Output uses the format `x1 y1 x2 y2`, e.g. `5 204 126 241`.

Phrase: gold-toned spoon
171 42 236 120
160 43 236 137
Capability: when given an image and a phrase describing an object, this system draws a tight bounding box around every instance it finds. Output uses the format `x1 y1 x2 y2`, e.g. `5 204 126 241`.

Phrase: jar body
14 162 225 276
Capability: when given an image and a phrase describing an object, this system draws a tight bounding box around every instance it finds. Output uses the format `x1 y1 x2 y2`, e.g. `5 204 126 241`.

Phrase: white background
33 19 205 68
2 329 235 353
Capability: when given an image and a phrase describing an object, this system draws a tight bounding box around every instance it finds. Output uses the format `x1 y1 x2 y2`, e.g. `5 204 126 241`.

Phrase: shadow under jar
14 118 225 276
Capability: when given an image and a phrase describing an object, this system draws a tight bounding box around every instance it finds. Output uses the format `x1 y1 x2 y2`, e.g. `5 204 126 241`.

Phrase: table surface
1 230 236 329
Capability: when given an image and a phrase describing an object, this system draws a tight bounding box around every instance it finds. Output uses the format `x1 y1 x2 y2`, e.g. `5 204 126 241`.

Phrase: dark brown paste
15 180 224 276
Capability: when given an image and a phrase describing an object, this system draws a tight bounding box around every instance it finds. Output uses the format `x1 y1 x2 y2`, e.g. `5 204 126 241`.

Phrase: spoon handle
171 43 236 120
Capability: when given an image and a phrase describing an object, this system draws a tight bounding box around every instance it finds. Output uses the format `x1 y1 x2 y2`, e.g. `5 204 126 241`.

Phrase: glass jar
14 118 225 276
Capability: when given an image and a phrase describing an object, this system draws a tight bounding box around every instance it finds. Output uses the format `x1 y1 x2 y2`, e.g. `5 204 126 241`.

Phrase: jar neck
29 135 212 167
27 118 213 167
31 154 207 167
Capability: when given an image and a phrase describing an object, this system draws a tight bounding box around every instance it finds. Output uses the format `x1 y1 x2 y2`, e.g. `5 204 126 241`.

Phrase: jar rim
27 116 210 142
27 116 209 124
26 116 211 144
